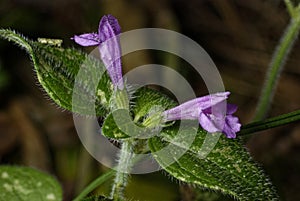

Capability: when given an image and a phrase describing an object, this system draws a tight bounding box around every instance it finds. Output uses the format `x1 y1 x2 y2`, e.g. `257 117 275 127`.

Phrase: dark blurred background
1 0 300 200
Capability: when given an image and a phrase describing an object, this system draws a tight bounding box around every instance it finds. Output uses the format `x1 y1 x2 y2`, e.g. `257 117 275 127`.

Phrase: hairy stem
254 12 300 121
110 140 135 200
240 109 300 136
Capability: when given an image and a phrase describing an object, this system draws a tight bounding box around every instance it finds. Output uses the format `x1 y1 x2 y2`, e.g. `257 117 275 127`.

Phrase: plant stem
254 12 300 121
72 169 115 201
284 0 296 18
110 140 135 201
239 109 300 136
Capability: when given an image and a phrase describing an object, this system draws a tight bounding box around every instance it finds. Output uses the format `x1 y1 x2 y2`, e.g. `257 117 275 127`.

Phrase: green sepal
102 87 176 140
132 87 177 123
102 108 161 139
0 166 62 201
102 109 131 139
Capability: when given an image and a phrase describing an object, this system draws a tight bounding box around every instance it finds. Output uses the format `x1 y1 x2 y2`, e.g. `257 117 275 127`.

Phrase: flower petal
163 92 229 121
163 107 201 121
98 15 123 89
222 115 241 138
195 92 230 110
199 112 221 133
227 104 238 114
72 33 100 46
98 15 121 42
106 14 121 35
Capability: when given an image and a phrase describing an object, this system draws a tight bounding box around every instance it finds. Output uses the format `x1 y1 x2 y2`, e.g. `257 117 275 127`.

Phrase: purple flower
72 15 123 89
163 92 241 138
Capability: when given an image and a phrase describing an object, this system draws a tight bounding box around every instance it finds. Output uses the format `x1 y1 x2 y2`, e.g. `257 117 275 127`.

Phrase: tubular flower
163 92 241 138
72 14 123 89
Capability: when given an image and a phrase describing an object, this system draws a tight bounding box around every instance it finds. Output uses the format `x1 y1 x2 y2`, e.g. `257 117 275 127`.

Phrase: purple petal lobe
227 104 238 114
106 14 121 35
73 33 100 46
222 115 241 138
98 15 121 42
199 112 221 133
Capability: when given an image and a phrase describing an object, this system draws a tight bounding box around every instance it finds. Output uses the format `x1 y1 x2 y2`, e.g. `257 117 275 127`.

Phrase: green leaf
148 125 279 200
0 166 62 201
81 195 112 201
0 29 112 116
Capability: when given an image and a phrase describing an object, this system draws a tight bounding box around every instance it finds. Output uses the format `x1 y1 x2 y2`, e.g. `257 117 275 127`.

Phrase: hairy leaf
0 29 112 116
0 166 62 201
148 125 279 200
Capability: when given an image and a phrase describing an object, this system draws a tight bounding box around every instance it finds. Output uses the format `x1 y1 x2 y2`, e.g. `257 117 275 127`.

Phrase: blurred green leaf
0 166 62 201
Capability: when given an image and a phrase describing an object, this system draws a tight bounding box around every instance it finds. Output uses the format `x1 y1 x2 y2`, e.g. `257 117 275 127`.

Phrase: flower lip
72 14 121 46
72 33 101 46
